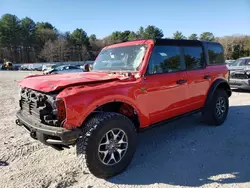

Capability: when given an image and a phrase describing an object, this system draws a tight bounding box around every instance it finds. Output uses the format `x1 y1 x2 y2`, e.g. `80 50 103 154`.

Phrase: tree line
0 13 249 63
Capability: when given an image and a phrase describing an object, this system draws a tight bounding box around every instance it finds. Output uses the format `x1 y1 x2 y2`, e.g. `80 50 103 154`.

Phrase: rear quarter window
207 43 225 65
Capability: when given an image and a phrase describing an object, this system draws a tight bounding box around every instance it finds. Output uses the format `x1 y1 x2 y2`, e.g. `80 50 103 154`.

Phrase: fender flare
76 96 150 128
204 79 232 107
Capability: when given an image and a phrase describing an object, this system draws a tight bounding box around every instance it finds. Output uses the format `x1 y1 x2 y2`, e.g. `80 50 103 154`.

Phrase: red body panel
19 72 124 93
185 65 228 110
18 39 229 130
141 72 189 125
57 78 151 129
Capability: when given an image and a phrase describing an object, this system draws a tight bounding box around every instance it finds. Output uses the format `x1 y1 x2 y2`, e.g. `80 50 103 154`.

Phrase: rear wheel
203 89 229 126
76 112 137 179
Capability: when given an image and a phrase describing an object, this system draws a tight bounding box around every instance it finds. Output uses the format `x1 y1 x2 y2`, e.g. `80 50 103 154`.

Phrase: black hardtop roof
154 38 222 46
107 38 222 48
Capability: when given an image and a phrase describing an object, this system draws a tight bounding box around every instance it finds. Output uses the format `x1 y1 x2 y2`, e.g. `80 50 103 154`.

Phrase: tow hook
15 119 21 126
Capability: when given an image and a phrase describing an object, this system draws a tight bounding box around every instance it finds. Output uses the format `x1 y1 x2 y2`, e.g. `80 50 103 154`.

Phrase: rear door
184 42 227 110
183 45 209 110
142 45 189 124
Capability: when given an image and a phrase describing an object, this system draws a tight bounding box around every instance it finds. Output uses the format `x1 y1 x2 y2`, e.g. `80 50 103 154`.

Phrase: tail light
56 99 66 126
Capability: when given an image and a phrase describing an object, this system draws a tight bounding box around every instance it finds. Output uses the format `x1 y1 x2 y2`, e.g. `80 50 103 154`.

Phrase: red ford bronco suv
16 39 231 179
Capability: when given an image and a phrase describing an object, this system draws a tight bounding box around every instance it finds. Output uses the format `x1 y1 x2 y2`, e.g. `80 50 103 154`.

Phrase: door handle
176 79 187 84
204 75 212 79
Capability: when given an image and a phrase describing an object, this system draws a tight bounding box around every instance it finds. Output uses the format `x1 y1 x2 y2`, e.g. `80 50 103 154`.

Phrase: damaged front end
16 87 80 150
229 70 250 90
19 88 60 126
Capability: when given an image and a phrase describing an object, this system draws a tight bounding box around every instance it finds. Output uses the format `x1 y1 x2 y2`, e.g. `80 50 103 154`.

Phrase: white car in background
225 60 235 68
42 63 55 72
225 60 235 64
20 63 43 71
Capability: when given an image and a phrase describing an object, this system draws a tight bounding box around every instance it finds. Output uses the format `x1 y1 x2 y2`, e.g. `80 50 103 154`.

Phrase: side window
148 46 182 74
207 44 225 65
183 46 205 70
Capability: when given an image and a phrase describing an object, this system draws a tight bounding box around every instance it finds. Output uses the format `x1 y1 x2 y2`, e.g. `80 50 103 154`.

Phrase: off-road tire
202 89 229 126
76 112 137 179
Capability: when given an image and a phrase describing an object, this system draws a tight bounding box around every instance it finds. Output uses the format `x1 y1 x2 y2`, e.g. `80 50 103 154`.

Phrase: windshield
230 59 245 66
93 45 147 72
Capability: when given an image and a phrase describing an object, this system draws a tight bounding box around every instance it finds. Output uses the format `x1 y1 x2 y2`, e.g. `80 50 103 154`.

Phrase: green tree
137 26 144 39
109 30 136 42
20 17 36 62
36 22 54 30
70 28 89 46
188 33 198 40
110 31 123 42
200 32 215 41
36 28 57 44
142 25 164 40
70 28 90 61
120 30 131 41
0 14 22 62
173 31 186 40
35 22 57 61
231 42 245 59
35 22 56 39
89 34 97 41
89 39 104 60
128 31 137 41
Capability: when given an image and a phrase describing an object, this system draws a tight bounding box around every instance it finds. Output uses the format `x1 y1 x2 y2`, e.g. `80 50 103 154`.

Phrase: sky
1 0 250 39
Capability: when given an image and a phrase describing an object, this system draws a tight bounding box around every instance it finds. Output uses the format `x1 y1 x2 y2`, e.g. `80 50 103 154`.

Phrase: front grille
19 88 60 126
230 73 249 79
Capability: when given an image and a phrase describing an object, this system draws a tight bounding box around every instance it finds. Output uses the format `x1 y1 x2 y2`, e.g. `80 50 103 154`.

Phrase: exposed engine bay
19 87 62 127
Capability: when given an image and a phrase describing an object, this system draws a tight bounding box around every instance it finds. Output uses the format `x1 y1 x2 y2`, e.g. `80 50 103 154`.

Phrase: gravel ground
0 71 250 188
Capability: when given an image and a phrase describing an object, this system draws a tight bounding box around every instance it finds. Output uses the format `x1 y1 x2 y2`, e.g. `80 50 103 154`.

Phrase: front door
142 45 189 124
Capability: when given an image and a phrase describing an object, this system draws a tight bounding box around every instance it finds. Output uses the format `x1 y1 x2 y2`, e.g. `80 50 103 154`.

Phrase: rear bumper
229 78 250 90
16 110 81 149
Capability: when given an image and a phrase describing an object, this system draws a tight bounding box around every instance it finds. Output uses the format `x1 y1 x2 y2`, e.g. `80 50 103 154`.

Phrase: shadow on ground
232 88 250 93
109 105 250 187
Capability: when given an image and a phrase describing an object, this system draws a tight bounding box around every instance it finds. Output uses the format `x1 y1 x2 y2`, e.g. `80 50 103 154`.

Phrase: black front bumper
16 110 81 149
229 78 250 90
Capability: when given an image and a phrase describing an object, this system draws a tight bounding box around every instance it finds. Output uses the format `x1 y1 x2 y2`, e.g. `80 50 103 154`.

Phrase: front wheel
76 112 137 179
202 89 229 126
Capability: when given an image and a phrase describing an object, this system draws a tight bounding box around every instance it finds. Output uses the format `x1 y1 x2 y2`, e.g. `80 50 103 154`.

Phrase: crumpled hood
19 72 126 93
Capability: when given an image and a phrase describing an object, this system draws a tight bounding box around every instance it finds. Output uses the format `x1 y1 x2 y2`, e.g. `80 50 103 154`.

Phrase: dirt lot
0 71 250 188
